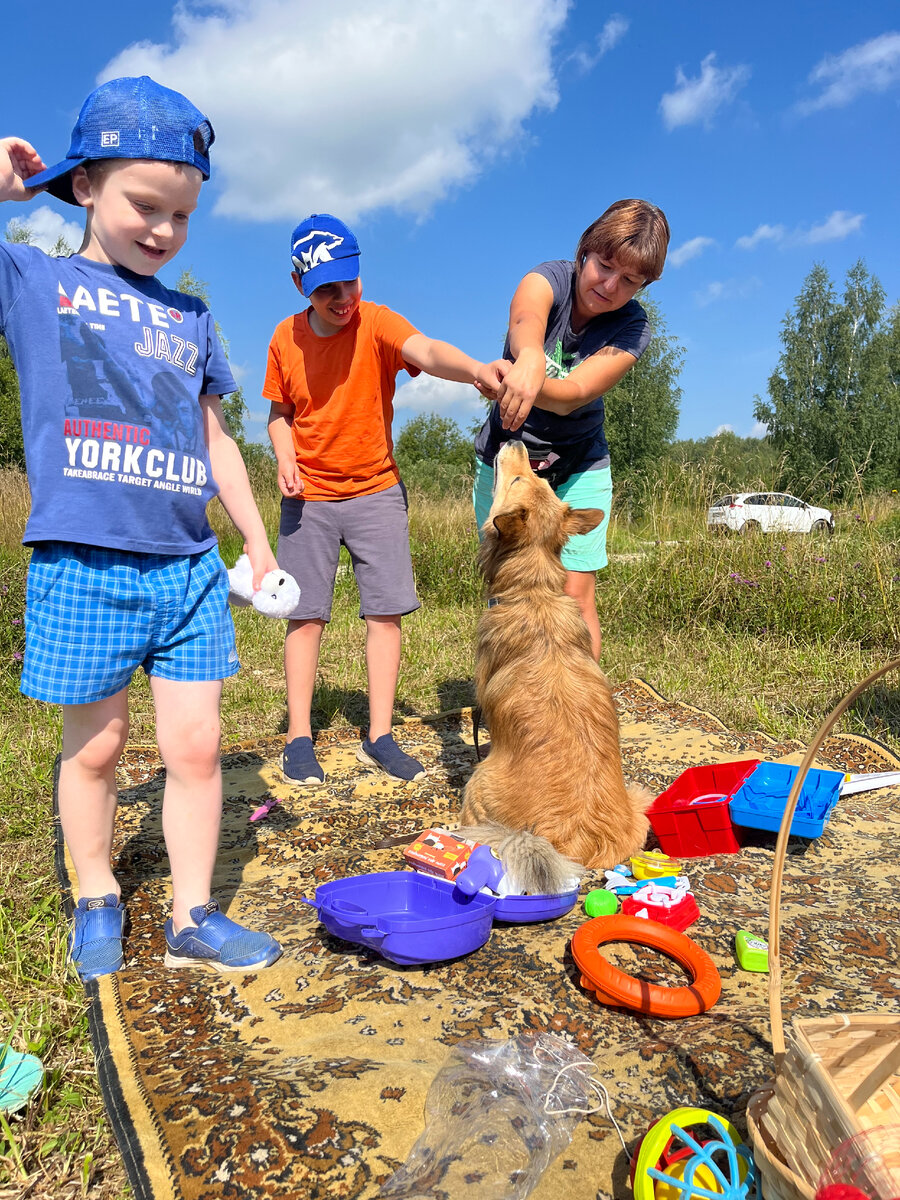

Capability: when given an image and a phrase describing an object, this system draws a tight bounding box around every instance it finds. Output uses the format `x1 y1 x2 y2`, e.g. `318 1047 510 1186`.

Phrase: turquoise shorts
473 456 613 572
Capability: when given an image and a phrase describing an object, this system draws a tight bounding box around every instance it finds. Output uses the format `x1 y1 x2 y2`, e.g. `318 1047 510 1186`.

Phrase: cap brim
25 159 87 206
297 255 361 296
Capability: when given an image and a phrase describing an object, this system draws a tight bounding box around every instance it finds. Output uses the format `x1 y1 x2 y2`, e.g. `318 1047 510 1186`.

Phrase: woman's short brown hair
575 199 670 284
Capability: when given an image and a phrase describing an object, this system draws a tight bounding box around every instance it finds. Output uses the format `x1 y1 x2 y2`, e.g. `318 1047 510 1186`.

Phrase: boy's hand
277 458 304 499
496 348 546 431
473 359 508 402
244 537 279 592
0 138 47 202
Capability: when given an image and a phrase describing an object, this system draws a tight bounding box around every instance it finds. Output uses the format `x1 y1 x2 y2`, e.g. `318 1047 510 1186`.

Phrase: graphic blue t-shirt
474 259 651 469
0 243 235 554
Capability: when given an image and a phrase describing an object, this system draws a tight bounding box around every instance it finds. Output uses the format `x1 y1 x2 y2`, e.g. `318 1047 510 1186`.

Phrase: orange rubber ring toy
571 915 721 1018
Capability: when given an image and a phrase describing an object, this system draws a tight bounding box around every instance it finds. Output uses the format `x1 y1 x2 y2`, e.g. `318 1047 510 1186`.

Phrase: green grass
0 465 898 1195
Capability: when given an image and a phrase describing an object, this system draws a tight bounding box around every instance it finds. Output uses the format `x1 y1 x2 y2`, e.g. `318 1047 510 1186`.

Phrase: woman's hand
496 347 547 431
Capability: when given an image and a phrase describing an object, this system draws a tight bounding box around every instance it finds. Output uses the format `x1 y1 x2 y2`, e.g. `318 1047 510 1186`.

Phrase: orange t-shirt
262 300 421 500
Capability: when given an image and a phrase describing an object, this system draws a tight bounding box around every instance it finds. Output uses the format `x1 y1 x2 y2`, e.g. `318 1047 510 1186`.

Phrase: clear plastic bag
380 1031 601 1199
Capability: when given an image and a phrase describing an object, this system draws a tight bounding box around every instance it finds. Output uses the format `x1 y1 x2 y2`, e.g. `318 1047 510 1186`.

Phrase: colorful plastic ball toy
630 1107 756 1200
584 888 619 916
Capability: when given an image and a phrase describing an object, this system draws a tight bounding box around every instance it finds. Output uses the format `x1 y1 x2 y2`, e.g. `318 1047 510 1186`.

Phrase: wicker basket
745 657 900 1200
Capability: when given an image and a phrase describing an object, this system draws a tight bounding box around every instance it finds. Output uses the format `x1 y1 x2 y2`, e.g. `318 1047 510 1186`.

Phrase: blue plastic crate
728 762 844 838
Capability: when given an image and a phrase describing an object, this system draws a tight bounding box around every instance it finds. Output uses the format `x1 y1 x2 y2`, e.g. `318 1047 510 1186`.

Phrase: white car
707 492 834 536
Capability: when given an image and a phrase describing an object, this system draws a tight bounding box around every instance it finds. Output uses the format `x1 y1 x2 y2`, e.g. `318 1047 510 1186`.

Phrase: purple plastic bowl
311 871 497 965
492 888 579 923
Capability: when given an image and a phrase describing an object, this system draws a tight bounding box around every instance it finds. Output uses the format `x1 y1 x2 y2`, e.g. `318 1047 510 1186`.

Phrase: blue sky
4 1 899 446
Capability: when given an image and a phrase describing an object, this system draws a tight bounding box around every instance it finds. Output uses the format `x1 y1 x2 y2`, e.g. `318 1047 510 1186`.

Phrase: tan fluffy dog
459 440 650 869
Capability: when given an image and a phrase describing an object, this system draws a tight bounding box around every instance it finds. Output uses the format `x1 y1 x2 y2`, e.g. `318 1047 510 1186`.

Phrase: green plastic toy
735 930 769 972
584 889 619 917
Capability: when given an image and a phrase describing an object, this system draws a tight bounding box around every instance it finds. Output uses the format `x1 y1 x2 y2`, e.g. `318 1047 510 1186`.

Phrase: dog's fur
454 824 581 895
459 440 650 870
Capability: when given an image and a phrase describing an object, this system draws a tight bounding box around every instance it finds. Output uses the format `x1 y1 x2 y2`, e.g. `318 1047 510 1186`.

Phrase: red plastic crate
648 759 761 857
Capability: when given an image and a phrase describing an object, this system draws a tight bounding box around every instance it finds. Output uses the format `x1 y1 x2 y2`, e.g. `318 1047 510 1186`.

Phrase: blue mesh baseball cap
27 76 215 206
290 215 361 296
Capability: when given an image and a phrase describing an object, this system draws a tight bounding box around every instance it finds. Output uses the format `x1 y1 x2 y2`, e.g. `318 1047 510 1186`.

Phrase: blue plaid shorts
21 542 239 705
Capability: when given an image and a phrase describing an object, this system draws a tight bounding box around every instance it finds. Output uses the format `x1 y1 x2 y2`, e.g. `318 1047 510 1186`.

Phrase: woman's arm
498 270 643 426
202 393 277 588
533 345 639 415
495 273 555 432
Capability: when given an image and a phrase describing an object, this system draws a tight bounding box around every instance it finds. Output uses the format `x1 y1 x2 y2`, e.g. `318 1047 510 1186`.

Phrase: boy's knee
159 715 221 777
68 718 129 775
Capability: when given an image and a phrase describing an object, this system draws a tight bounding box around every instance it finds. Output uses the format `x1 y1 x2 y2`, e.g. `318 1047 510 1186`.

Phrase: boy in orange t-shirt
265 214 502 784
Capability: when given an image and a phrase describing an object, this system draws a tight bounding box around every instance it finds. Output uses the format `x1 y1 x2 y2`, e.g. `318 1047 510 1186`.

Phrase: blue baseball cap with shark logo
27 75 214 206
290 214 361 296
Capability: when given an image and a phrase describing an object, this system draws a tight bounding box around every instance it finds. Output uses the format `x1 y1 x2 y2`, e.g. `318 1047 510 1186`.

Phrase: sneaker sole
356 745 426 782
163 947 283 972
280 768 325 785
70 958 124 982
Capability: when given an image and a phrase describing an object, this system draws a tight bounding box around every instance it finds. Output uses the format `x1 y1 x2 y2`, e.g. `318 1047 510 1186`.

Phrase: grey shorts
277 482 420 622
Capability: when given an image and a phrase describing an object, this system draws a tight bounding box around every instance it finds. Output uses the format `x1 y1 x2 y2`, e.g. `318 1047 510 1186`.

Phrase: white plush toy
227 554 301 619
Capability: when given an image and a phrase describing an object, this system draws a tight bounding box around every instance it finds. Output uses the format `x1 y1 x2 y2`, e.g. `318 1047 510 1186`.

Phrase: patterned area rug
55 680 900 1200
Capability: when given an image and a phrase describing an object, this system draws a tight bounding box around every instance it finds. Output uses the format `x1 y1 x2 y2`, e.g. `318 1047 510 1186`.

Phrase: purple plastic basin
493 889 579 923
312 871 497 965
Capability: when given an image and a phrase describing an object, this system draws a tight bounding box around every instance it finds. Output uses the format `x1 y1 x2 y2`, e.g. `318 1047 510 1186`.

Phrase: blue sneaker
164 901 282 972
69 894 125 982
357 733 426 782
282 736 325 784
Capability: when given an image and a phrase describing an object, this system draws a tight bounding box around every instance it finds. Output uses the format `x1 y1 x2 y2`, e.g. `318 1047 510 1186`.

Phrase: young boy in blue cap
0 76 282 979
266 214 502 784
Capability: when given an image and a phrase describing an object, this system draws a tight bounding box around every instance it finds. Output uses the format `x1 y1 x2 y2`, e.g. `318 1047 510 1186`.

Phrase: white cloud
802 210 865 244
669 235 715 267
5 205 83 254
393 373 486 431
735 210 864 250
735 223 786 250
101 0 570 223
659 52 751 130
569 15 629 72
711 420 767 439
693 276 761 307
797 31 900 115
597 14 629 56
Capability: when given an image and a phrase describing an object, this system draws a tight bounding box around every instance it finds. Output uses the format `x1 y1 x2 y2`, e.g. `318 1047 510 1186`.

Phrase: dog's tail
455 822 580 895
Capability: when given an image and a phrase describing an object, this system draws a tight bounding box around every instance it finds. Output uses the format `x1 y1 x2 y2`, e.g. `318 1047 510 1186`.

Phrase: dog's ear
563 507 604 537
492 506 529 540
